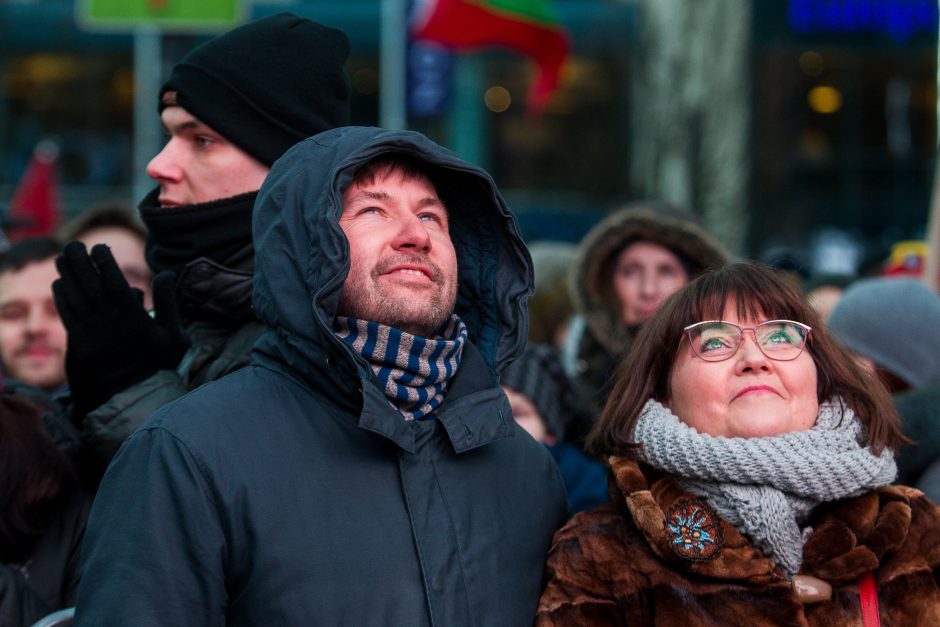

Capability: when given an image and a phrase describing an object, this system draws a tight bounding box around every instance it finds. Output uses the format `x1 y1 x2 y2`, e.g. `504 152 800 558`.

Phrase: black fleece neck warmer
139 187 256 276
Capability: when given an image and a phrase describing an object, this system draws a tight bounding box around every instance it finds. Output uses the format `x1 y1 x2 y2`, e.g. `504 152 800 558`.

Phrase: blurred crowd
4 11 940 627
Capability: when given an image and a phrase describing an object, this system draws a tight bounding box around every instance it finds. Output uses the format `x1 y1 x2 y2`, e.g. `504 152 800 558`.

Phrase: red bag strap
859 571 881 627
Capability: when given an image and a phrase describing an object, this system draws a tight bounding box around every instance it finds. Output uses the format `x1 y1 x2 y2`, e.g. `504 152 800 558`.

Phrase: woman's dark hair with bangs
586 262 906 458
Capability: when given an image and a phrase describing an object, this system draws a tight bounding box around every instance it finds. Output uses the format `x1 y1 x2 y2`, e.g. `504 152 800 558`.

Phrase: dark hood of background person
139 12 351 293
252 126 533 382
0 394 90 626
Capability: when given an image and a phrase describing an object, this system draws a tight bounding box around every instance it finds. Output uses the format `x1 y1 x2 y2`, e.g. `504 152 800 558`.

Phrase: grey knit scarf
633 398 897 576
333 315 467 421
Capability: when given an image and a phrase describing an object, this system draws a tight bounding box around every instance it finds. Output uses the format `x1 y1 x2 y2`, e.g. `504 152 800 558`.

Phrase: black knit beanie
160 12 351 166
500 344 573 441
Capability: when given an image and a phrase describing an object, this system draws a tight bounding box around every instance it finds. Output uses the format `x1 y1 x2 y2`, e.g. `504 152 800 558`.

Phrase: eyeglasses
683 320 812 362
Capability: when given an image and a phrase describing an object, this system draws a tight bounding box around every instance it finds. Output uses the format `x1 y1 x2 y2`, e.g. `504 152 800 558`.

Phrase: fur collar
607 456 921 584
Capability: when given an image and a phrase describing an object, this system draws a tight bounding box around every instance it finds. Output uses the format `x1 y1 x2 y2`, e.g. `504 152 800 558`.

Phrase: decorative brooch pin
666 498 723 561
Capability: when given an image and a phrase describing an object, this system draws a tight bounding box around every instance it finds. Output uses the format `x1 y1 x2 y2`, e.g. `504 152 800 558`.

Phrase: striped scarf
333 315 468 421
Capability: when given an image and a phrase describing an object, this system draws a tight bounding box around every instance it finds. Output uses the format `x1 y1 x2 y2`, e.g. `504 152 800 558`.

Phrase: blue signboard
789 0 938 42
408 41 454 118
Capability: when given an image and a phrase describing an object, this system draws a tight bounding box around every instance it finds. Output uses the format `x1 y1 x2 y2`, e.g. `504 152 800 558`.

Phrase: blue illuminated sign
408 42 454 118
789 0 938 42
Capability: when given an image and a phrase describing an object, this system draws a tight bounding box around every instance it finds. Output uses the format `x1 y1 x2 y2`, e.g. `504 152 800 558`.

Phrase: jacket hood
571 204 731 350
252 126 533 385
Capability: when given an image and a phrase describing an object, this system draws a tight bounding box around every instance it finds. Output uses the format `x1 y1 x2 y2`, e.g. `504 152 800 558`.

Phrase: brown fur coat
537 457 940 626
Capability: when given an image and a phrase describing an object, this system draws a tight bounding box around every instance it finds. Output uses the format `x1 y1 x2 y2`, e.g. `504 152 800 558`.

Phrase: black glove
52 241 190 418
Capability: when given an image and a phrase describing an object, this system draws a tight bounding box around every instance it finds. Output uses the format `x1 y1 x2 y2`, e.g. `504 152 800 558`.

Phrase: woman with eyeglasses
537 263 940 626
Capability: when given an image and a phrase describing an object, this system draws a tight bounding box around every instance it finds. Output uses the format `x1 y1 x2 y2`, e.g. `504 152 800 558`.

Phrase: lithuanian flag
412 0 570 113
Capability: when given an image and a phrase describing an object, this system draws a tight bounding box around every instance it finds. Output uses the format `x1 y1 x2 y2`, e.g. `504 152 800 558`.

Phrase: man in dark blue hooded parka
75 126 569 626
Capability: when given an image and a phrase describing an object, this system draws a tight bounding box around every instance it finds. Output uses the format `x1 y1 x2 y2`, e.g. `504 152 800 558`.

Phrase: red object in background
412 0 570 114
882 241 926 277
6 141 62 243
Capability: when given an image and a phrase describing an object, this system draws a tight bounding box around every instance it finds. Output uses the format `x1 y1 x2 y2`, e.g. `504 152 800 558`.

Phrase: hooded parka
75 127 569 626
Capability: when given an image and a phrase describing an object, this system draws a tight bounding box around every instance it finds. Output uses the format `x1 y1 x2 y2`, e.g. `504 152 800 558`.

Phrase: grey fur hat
828 277 940 388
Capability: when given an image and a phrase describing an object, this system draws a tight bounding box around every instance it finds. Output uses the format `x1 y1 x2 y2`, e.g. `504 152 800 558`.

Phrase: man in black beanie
51 13 351 468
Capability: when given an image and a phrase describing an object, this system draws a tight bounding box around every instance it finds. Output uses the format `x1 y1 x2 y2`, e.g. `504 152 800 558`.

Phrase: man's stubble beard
338 255 458 338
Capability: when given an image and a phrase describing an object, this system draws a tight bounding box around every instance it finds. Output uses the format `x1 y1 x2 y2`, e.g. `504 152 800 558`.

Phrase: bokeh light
807 85 842 113
484 86 511 113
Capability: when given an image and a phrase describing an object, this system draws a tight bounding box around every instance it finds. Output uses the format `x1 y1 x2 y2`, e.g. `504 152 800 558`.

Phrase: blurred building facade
0 0 936 262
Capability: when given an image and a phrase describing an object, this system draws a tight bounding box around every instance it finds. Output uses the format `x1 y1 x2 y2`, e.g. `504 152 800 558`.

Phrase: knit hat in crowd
160 12 351 166
500 344 573 440
828 277 940 389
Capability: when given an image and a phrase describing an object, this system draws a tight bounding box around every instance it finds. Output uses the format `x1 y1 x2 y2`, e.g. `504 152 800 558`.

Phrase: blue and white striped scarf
333 315 468 421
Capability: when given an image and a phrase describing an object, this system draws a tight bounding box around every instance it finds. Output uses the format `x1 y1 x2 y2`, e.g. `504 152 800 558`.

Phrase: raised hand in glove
52 241 190 418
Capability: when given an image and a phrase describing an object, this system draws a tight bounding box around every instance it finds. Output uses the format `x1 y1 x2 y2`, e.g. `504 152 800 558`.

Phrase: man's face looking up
338 164 459 338
147 92 270 208
0 258 67 390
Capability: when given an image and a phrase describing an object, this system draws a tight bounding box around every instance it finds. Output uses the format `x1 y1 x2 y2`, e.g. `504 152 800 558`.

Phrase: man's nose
392 214 431 252
146 141 183 183
25 309 49 336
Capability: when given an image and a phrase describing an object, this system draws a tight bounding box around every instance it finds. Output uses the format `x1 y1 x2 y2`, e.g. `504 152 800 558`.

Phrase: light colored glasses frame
682 319 812 362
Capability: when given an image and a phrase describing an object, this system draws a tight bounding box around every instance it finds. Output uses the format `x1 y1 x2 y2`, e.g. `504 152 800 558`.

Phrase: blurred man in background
0 237 67 394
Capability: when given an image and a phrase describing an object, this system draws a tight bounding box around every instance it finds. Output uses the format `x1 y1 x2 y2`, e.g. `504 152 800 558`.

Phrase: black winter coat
75 127 569 626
